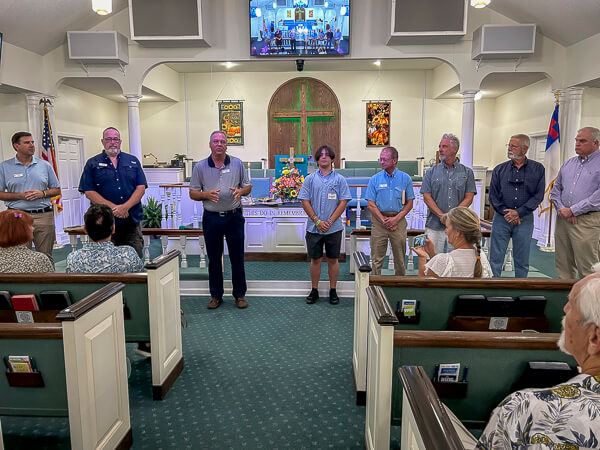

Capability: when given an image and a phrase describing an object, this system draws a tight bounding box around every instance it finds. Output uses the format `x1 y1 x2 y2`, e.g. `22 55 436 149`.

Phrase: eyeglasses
505 144 521 149
103 137 121 142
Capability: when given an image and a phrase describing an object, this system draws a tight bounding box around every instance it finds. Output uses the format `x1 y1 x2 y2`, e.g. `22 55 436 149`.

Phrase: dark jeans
202 209 247 300
113 219 143 258
489 212 534 278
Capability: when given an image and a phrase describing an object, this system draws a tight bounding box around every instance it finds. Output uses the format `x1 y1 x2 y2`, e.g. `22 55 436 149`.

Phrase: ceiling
61 77 174 103
0 0 599 57
488 0 600 47
0 0 128 55
438 72 549 99
167 58 443 73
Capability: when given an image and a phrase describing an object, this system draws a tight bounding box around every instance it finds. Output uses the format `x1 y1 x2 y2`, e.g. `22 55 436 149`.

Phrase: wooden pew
0 283 132 449
65 226 206 269
398 366 465 449
0 250 184 400
364 286 575 450
352 260 574 404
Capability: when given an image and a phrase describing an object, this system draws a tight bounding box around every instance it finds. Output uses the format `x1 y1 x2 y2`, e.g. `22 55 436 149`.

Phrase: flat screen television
250 0 350 56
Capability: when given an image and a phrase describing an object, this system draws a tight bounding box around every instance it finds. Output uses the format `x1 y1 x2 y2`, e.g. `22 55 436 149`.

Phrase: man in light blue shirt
0 132 61 265
299 145 351 305
365 147 414 275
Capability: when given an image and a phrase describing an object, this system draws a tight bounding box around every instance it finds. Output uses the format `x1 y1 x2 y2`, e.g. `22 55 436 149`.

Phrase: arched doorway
267 77 341 168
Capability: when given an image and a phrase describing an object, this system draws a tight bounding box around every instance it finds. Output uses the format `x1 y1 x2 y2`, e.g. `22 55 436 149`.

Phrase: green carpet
1 295 365 449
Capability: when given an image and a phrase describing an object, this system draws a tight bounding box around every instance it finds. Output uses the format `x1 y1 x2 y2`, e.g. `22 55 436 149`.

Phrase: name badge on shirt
379 184 388 188
98 163 108 167
328 193 337 200
222 169 231 173
13 173 24 178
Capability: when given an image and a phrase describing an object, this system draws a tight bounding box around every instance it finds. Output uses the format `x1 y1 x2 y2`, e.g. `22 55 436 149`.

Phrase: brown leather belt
381 212 399 217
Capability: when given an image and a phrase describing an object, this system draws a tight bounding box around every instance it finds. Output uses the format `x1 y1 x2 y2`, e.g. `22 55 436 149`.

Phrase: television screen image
250 0 350 56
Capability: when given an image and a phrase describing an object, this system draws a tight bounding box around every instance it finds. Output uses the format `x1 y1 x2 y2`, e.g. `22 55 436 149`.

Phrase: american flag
41 104 62 211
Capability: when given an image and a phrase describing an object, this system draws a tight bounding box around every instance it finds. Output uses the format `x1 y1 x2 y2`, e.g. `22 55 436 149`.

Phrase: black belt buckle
218 211 227 217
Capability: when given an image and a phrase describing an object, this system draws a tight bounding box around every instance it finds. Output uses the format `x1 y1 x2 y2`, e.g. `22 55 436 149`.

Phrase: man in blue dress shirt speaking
489 134 545 278
299 145 351 305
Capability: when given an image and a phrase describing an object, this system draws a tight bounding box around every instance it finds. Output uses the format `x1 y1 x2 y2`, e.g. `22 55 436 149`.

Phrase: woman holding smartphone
411 206 492 278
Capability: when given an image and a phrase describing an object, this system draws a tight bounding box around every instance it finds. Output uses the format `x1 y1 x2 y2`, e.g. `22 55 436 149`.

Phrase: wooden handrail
393 330 560 350
350 228 491 238
145 249 181 270
57 282 126 321
64 226 203 236
0 322 63 339
371 276 575 290
399 366 465 450
0 273 147 284
366 286 398 326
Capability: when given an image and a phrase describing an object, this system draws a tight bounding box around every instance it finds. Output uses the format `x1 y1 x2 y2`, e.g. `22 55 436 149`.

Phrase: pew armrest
399 366 466 449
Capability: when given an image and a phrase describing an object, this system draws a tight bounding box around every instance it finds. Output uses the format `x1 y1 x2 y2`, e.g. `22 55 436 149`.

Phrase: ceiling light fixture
470 0 491 8
223 62 237 69
474 91 483 101
373 60 381 66
92 0 112 15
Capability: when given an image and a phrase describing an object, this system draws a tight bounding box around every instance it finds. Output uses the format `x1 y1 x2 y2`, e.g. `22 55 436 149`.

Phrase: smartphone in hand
413 234 427 247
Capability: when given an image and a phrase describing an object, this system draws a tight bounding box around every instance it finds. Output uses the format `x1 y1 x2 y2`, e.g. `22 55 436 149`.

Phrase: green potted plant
142 197 163 229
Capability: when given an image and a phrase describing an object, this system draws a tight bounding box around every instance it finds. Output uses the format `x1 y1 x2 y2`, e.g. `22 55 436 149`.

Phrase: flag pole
540 91 561 253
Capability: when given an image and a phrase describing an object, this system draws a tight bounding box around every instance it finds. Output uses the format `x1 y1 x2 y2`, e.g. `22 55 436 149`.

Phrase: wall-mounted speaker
472 24 536 60
67 31 129 64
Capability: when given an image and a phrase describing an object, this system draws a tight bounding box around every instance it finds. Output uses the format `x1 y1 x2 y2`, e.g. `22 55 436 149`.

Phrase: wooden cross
273 81 334 156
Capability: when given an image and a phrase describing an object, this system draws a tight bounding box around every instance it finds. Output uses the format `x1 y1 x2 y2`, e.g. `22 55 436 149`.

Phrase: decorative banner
366 102 391 147
218 101 244 145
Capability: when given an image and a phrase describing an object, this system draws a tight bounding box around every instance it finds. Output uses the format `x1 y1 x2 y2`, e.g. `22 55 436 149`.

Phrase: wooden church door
267 77 341 169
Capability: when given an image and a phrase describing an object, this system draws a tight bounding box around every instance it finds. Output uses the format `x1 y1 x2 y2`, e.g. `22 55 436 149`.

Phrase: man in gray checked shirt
421 133 477 253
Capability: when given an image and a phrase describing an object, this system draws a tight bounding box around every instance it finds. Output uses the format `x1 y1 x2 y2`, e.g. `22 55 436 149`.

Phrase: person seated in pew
67 204 143 273
0 209 54 273
411 206 492 278
474 268 600 449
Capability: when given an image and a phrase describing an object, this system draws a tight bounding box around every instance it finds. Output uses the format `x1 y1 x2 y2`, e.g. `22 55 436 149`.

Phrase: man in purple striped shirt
551 127 600 278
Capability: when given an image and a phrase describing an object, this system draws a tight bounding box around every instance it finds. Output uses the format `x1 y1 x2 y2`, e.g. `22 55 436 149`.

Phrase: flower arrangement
270 165 304 201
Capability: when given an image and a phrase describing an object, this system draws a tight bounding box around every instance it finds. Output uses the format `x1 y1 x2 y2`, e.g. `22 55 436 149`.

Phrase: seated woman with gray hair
412 206 492 278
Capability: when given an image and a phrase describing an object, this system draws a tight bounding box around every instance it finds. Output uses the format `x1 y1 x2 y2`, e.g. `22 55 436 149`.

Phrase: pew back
371 277 573 333
391 331 575 428
0 275 150 341
0 325 67 416
0 283 132 449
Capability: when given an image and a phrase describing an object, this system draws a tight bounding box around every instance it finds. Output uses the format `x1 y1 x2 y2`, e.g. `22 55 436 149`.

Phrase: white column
563 87 584 162
124 94 143 161
25 93 44 157
459 90 478 168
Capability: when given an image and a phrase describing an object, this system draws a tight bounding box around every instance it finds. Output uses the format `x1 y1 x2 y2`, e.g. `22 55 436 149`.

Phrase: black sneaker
306 288 319 304
329 289 339 305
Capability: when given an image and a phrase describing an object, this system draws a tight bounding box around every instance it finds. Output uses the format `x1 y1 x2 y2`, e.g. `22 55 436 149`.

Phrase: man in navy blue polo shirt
365 147 414 275
489 134 545 278
78 127 147 257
